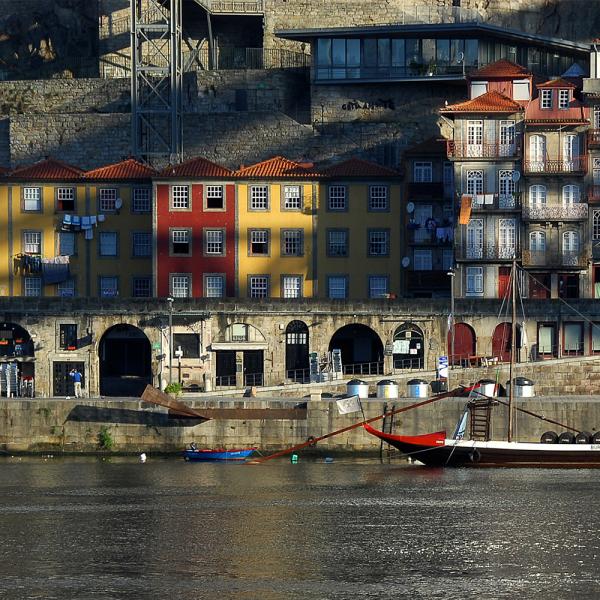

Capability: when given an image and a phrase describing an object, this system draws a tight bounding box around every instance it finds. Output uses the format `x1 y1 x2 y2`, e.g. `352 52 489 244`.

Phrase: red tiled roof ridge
159 155 233 178
320 157 401 177
235 156 319 178
9 157 84 180
536 77 577 88
441 90 523 113
470 59 531 79
83 158 157 180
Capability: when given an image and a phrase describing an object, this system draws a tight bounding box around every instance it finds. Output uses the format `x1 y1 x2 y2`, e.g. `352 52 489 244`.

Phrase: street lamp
447 269 455 368
167 296 174 385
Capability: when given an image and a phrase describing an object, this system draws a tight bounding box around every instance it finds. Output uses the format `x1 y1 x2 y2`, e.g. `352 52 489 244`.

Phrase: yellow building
235 157 318 298
317 158 403 300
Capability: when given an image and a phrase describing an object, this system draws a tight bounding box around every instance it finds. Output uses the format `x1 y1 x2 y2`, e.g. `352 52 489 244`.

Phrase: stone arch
223 323 265 343
0 322 34 397
329 323 383 375
393 322 424 369
448 322 476 365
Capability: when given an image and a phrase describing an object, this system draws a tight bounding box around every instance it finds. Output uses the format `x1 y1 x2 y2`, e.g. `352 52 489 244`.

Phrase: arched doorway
448 323 476 365
492 322 522 363
329 324 384 375
285 320 309 381
0 322 34 397
99 324 151 397
393 323 424 370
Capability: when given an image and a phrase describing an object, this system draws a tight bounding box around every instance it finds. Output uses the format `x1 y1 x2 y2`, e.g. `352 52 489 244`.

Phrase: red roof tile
159 156 233 178
10 158 83 181
470 59 531 79
235 156 319 179
84 158 156 180
320 158 400 178
537 77 577 88
440 90 523 113
404 137 446 156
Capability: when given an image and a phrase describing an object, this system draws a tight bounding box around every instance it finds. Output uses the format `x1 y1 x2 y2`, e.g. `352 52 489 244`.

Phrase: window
369 276 388 298
442 248 453 271
56 187 75 211
499 219 516 258
132 277 151 297
59 324 78 350
205 185 224 210
132 232 152 257
513 79 531 101
205 229 224 255
99 232 118 257
562 185 580 205
249 230 269 255
171 186 189 209
594 157 600 185
171 229 191 255
57 279 75 298
328 276 347 299
563 322 583 354
99 276 118 297
593 210 600 241
99 188 117 212
24 277 41 297
249 276 269 298
328 185 347 210
540 89 552 109
283 185 301 210
250 186 268 210
23 187 41 211
529 185 547 206
466 170 484 196
470 81 487 98
563 230 579 253
529 134 546 171
133 188 151 213
414 249 433 271
58 232 75 256
204 274 225 298
414 162 432 183
499 121 515 155
368 230 389 256
466 218 484 258
328 229 348 257
173 333 201 359
498 170 516 208
467 121 483 155
281 229 303 256
530 231 546 251
282 275 302 298
465 266 483 297
23 232 41 254
171 275 191 298
563 134 579 166
369 185 388 210
558 89 569 109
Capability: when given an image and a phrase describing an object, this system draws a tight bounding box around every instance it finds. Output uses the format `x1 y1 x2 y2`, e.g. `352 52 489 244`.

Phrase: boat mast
507 259 517 442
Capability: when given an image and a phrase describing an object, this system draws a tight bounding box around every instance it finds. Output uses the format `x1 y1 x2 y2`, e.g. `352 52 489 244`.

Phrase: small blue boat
183 443 256 462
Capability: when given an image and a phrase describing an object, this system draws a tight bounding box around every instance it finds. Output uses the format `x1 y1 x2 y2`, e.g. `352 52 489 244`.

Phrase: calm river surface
0 457 599 599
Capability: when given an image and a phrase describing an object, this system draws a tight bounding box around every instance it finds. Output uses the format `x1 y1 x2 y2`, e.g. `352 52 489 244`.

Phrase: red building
155 157 235 298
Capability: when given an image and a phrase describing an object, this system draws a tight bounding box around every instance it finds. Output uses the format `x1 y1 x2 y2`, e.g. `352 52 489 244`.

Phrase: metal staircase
469 399 495 441
190 0 264 14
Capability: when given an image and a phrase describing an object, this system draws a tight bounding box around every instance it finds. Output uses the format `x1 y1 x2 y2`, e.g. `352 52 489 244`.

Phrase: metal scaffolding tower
131 0 183 166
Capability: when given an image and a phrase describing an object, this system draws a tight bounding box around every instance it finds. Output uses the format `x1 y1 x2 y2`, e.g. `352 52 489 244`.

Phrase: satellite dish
406 202 415 213
115 197 123 210
512 171 521 182
401 256 410 268
457 52 464 64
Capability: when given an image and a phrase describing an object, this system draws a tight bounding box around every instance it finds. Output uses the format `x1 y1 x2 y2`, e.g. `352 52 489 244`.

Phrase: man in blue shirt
69 368 83 398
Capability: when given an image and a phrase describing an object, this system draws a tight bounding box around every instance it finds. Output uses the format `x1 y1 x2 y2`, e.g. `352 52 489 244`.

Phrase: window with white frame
23 187 41 211
465 266 483 296
594 157 600 185
171 275 190 298
99 188 117 211
369 185 388 210
99 232 118 256
249 276 269 298
56 187 75 211
369 276 388 298
562 184 580 205
133 188 151 213
540 89 552 109
328 229 348 256
558 89 569 109
205 185 224 209
368 230 389 256
281 229 303 256
498 170 516 208
282 275 302 298
250 185 268 210
205 275 225 298
328 185 347 210
58 232 75 256
530 230 546 251
57 278 75 298
467 120 483 155
529 134 546 171
414 162 432 183
250 229 269 255
529 184 547 206
442 248 453 271
24 277 41 297
466 218 483 258
132 277 151 297
593 210 600 241
414 249 433 271
563 230 579 253
205 229 224 255
283 185 301 210
466 170 484 196
99 276 118 297
328 276 347 299
171 185 189 209
23 231 41 254
499 219 516 258
171 229 190 255
132 232 152 257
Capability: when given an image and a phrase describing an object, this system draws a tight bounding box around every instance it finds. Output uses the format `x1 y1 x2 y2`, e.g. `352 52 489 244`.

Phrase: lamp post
167 296 174 385
447 269 456 374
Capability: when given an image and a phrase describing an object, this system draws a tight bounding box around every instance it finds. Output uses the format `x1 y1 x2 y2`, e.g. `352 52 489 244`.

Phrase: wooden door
448 323 476 365
498 267 511 299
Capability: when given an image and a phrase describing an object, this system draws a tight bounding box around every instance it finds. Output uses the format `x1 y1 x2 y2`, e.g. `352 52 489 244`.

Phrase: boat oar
247 387 463 464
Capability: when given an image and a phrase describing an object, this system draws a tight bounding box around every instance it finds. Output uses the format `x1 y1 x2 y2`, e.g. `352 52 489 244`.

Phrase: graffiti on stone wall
341 99 396 111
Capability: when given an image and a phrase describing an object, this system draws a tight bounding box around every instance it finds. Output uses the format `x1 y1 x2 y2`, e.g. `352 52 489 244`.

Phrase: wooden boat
183 445 256 462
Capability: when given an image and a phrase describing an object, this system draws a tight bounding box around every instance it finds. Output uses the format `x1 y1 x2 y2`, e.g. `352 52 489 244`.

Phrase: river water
0 456 599 600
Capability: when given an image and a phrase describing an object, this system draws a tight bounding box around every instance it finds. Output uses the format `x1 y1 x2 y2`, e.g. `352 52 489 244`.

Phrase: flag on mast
336 395 362 415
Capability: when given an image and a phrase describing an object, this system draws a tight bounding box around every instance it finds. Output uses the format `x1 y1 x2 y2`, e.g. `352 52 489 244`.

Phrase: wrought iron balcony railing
456 243 519 261
447 141 520 159
523 157 587 174
469 193 522 211
588 129 600 147
522 250 589 268
522 203 588 220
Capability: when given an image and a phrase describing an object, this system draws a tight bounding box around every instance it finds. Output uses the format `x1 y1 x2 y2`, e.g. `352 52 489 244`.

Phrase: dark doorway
243 350 263 386
285 320 309 381
0 323 34 358
99 325 151 397
53 361 85 397
529 272 551 299
393 323 424 369
498 266 511 299
216 350 237 387
329 324 384 375
559 274 579 299
448 322 476 365
491 322 522 363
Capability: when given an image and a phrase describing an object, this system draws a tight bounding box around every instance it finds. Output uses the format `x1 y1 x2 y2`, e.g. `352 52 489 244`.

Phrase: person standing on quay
69 368 83 398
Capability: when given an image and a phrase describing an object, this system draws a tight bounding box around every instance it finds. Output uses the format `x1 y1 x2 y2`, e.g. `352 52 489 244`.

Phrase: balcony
522 250 589 268
588 129 600 147
589 185 600 204
407 227 453 245
522 203 588 221
407 182 444 198
456 243 519 261
523 157 587 175
470 193 521 211
447 141 520 159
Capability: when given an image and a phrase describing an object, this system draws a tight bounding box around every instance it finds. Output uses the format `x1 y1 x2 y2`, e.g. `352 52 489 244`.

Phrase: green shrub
98 426 114 450
164 382 183 395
